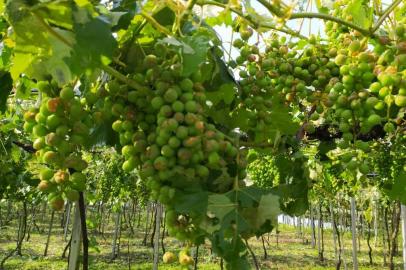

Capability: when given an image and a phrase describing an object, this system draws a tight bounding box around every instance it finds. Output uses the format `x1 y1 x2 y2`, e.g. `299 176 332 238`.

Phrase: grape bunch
325 17 406 174
24 81 90 210
247 154 279 189
231 26 341 138
104 42 246 243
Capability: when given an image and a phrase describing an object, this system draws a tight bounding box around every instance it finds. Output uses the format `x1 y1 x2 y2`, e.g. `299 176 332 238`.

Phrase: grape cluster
105 43 246 242
24 81 90 210
231 26 340 137
247 154 279 188
326 17 406 174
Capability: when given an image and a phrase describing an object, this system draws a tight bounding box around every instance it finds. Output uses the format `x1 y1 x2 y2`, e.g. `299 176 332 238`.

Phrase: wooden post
64 203 72 241
43 210 55 256
350 197 358 270
310 205 316 248
142 202 150 245
317 204 323 261
330 203 338 259
374 199 379 248
68 203 81 270
111 208 121 259
400 204 406 270
339 205 348 270
153 203 162 270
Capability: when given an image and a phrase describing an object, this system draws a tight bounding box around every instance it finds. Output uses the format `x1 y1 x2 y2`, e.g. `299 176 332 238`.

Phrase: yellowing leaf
3 38 15 48
10 53 34 81
74 0 91 7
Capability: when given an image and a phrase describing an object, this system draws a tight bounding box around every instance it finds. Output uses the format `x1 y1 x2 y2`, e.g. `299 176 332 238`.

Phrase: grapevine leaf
346 0 373 28
256 193 280 226
110 0 138 31
46 32 73 85
9 52 33 81
204 193 250 234
225 256 251 270
15 77 35 99
230 108 251 130
0 71 12 112
180 34 211 76
209 49 236 86
386 171 406 204
206 83 236 106
174 190 209 214
158 37 194 53
36 1 73 29
296 39 308 50
88 120 119 147
6 1 74 83
0 45 12 69
207 193 235 221
67 8 117 75
268 106 300 135
207 108 230 127
153 6 175 26
10 145 21 162
317 141 336 161
205 9 233 26
210 168 234 193
234 186 264 207
272 183 309 216
241 193 280 236
5 0 49 49
210 233 250 270
314 0 329 14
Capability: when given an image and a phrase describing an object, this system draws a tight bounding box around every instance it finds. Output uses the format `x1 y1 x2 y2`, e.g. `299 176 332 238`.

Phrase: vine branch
371 0 403 33
12 141 36 154
256 0 285 17
197 1 306 39
289 12 372 36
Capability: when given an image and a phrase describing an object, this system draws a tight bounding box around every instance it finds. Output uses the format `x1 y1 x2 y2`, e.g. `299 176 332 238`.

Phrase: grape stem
179 0 198 29
12 141 36 154
102 66 150 94
140 11 172 36
240 142 273 148
370 0 403 34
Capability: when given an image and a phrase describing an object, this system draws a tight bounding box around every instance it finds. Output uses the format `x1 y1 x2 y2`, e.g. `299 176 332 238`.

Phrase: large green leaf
346 0 373 28
174 190 209 214
386 171 406 204
205 9 233 26
314 0 329 14
206 83 236 106
6 1 74 84
203 187 280 237
67 8 117 75
268 105 300 136
180 34 211 77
